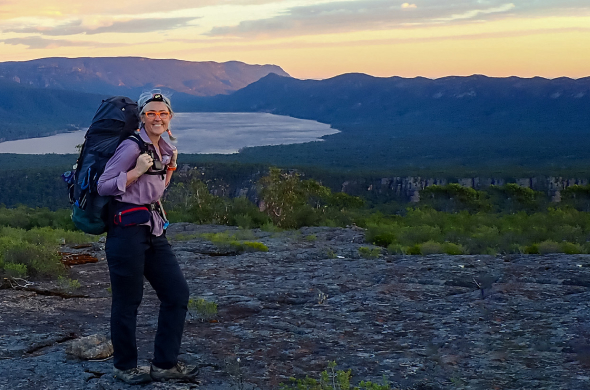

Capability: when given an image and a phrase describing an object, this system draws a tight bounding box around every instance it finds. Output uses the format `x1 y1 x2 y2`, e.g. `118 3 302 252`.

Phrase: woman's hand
170 149 178 167
134 153 153 175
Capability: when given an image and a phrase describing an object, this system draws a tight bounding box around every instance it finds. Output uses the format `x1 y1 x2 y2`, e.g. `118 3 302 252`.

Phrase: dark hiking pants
105 225 189 370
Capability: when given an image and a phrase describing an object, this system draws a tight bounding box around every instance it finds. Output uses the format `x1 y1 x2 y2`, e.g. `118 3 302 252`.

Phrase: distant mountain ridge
190 72 590 128
185 72 590 169
0 57 289 97
0 78 104 142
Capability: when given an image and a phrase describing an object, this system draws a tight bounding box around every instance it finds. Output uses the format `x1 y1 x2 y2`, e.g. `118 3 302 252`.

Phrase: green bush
561 241 584 254
442 242 466 255
535 240 563 254
419 240 444 255
358 247 381 259
4 262 27 278
57 276 81 292
279 361 390 390
387 243 406 255
200 231 268 253
187 297 218 321
0 205 76 231
364 208 590 255
365 223 397 247
3 244 64 278
242 241 269 252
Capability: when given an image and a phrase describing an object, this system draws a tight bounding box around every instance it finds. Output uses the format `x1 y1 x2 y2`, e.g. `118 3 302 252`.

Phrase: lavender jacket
97 128 176 236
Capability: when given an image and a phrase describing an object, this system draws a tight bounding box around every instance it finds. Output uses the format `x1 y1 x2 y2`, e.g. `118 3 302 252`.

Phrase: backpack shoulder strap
126 133 148 154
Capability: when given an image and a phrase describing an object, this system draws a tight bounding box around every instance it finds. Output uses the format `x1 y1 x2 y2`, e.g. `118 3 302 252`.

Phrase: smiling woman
95 90 199 384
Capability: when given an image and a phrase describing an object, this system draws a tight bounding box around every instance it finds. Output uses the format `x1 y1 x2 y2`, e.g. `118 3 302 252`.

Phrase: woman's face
142 101 172 138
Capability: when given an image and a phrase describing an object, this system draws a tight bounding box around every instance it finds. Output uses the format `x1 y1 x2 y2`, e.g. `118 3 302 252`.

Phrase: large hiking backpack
64 96 142 234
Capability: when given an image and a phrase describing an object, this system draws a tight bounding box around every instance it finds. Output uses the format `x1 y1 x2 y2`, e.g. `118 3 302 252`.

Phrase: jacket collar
138 126 175 157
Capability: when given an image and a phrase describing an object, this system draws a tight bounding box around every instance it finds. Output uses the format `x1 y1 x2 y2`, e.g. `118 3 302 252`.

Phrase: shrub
406 244 421 255
279 361 390 390
358 246 381 259
201 232 268 252
365 223 397 247
536 240 563 254
387 243 406 255
233 214 254 229
261 222 282 233
3 262 27 278
442 242 466 255
258 167 362 229
561 242 584 254
3 244 64 278
419 241 444 255
57 276 81 292
242 241 269 252
187 297 218 321
396 225 443 246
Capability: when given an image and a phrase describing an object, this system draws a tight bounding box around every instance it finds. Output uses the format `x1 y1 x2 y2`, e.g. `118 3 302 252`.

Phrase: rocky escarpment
175 165 590 205
0 224 589 389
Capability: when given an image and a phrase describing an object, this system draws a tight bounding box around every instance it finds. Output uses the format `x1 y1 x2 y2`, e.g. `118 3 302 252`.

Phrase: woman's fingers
136 153 154 174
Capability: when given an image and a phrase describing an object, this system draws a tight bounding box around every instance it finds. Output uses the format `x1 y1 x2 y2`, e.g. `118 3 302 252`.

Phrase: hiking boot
113 366 153 385
150 361 199 381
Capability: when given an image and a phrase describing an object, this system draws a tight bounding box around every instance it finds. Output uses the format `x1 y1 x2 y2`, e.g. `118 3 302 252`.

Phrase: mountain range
0 57 289 97
189 72 590 129
185 73 590 169
1 57 589 169
0 57 288 141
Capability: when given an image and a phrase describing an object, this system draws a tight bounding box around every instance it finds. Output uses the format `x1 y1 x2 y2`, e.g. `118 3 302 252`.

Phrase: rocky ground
1 223 590 390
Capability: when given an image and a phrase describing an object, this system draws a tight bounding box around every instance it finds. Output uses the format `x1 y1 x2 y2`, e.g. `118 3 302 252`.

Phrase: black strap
126 133 166 178
127 133 148 154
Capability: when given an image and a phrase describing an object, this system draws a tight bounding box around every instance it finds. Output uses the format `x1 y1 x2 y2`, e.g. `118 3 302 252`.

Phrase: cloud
435 3 516 22
0 0 277 18
176 26 590 54
0 36 124 49
206 0 511 36
2 17 199 36
206 0 590 37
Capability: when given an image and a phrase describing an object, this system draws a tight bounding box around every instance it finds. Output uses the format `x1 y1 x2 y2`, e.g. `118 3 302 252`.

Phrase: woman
97 91 196 384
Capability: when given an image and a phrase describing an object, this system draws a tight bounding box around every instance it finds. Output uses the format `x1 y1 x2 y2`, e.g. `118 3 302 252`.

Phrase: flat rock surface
1 223 589 389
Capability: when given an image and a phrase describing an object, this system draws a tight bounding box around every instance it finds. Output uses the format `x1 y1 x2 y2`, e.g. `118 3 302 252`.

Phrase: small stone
65 334 113 360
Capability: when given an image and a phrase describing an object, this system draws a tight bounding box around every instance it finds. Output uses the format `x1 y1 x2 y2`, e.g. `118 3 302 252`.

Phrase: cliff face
1 223 589 389
345 176 590 203
176 164 590 203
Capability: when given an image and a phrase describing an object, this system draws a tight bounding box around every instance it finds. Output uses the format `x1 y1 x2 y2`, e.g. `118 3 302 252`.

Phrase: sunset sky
0 0 589 79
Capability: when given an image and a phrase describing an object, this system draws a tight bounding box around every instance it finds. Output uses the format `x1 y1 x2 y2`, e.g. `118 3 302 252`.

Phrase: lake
0 112 339 154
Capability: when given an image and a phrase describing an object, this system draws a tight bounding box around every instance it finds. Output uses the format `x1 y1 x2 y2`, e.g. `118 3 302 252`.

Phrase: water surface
0 113 339 154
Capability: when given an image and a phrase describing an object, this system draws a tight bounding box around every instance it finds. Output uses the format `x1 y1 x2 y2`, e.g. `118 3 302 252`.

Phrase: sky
0 0 589 79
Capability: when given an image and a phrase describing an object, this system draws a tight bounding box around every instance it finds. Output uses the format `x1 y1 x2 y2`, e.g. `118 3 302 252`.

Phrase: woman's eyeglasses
145 111 170 119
